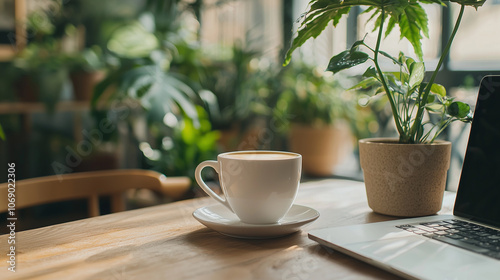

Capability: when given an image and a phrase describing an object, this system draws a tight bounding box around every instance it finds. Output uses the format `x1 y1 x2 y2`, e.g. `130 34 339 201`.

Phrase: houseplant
67 46 107 102
13 42 68 112
274 61 359 176
91 1 201 125
284 0 484 216
90 0 218 197
12 9 69 112
141 106 219 195
199 44 263 151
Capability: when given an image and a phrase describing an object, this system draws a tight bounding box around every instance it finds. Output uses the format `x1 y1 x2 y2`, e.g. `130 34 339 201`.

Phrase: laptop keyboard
396 219 500 260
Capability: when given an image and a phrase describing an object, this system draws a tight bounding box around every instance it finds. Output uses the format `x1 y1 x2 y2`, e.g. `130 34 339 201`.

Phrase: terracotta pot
217 119 267 152
359 138 451 217
70 70 106 102
289 122 352 176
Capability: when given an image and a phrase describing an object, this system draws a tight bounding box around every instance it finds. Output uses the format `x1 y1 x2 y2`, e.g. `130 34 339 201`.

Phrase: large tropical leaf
283 0 352 66
398 3 428 60
92 64 199 126
283 0 446 65
108 22 159 58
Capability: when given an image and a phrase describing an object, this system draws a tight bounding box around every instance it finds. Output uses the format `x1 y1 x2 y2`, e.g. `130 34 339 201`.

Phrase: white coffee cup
195 150 302 224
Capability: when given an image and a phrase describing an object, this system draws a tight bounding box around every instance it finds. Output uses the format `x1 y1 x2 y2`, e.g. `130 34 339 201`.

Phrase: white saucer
192 204 320 239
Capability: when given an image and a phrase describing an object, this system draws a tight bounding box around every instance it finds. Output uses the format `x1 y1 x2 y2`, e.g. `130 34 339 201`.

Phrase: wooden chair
0 169 191 217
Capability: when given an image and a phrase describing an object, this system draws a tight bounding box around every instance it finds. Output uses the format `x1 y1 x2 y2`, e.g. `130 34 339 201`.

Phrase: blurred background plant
12 8 69 112
274 62 356 129
274 61 377 140
92 0 200 122
86 0 222 191
0 0 383 190
140 106 219 188
273 60 376 176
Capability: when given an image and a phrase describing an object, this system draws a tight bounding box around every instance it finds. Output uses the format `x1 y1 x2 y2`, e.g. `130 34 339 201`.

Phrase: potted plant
199 43 263 151
68 46 107 102
141 105 219 198
90 0 211 194
13 42 68 112
274 61 359 176
284 0 484 216
91 9 201 125
12 9 69 112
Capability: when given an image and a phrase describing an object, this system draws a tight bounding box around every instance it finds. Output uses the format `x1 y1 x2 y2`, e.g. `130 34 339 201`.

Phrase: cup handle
195 160 232 211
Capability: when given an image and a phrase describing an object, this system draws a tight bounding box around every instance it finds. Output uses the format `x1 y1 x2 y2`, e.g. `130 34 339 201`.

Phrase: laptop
308 75 500 280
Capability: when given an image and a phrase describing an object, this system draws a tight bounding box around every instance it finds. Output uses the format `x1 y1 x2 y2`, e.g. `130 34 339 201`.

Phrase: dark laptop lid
454 75 500 227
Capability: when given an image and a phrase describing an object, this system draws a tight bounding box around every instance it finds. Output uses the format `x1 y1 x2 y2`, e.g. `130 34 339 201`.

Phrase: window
449 2 500 70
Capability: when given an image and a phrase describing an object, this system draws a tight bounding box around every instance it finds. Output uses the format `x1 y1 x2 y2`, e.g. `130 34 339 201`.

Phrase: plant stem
372 8 405 140
430 118 454 142
409 4 465 143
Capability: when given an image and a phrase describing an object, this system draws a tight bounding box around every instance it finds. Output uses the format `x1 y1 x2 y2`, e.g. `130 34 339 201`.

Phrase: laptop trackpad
348 235 499 279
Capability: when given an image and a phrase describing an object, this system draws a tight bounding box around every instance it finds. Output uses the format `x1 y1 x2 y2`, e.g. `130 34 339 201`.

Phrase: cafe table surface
0 179 456 280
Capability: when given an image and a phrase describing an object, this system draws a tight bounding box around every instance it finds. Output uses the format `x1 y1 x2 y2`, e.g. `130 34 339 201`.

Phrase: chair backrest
0 169 191 217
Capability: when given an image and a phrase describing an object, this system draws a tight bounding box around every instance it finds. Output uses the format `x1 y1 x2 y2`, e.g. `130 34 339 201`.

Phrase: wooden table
0 179 456 280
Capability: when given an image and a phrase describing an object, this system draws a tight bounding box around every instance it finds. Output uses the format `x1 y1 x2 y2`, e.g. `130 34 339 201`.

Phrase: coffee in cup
195 151 302 224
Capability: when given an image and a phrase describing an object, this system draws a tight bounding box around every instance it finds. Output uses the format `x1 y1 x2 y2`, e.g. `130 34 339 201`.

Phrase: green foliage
283 0 446 65
66 46 106 72
13 42 69 113
143 106 219 182
284 0 485 143
91 3 200 126
326 50 369 73
91 0 216 182
274 62 359 128
351 52 471 142
199 44 261 130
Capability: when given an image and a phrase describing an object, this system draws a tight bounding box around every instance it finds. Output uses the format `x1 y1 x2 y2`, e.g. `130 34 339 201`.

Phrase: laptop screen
454 75 500 227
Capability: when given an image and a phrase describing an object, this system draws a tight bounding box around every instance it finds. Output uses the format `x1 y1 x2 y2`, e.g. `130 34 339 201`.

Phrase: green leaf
371 10 384 33
349 77 381 90
108 22 158 58
283 2 351 66
181 118 196 145
447 101 471 118
363 67 378 79
374 86 386 95
386 74 405 95
385 16 397 38
197 131 220 151
405 57 415 70
409 62 425 89
410 4 429 38
430 83 447 97
450 0 486 9
326 50 369 74
366 9 381 33
398 3 428 61
426 103 443 113
427 94 436 103
419 0 446 5
350 40 365 52
161 78 199 126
